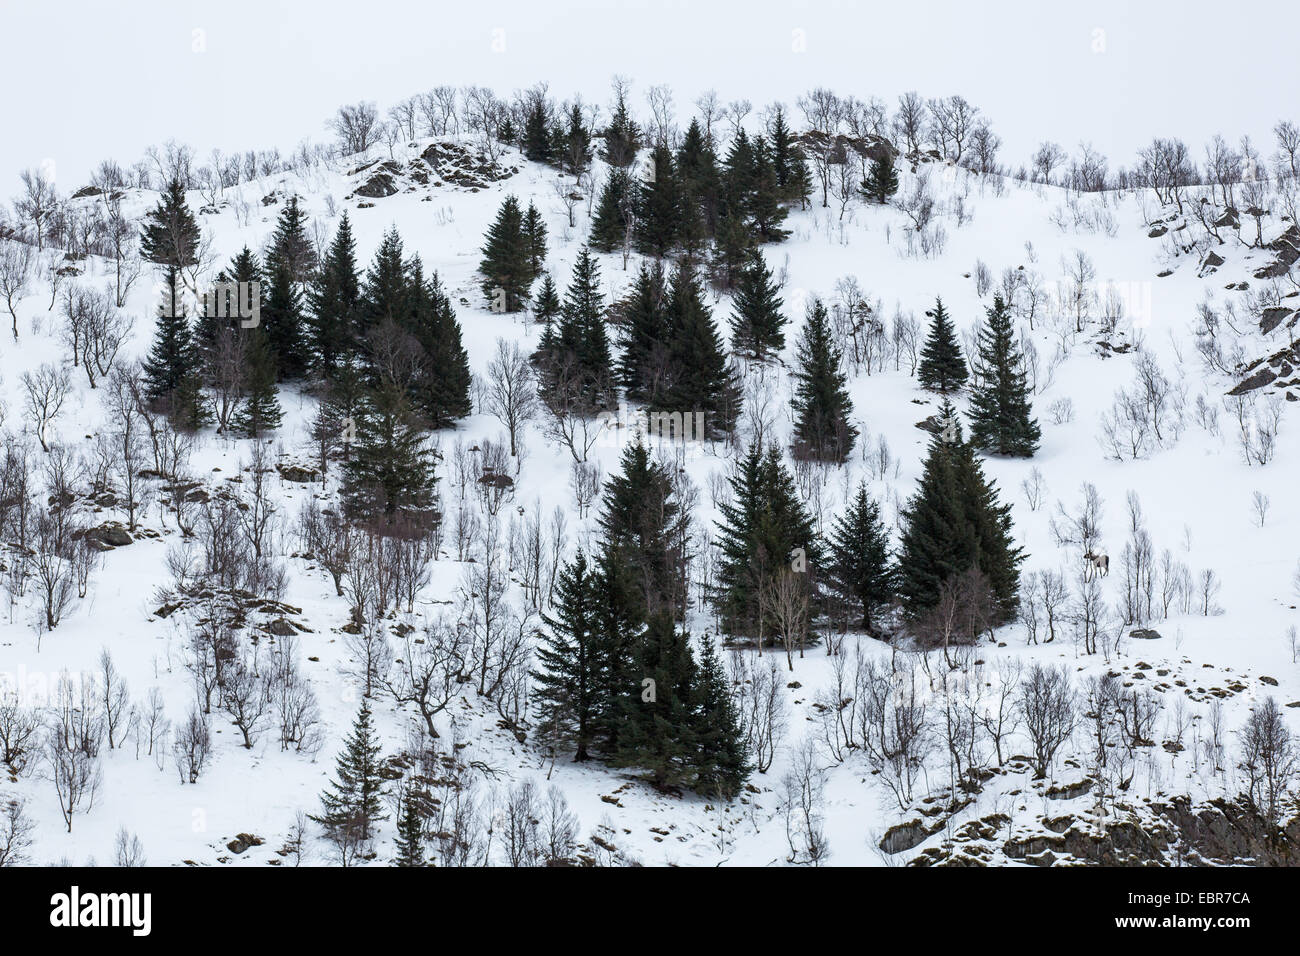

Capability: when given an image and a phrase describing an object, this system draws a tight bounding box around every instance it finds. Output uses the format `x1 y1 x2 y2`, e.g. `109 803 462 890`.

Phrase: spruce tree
310 700 387 843
953 428 1024 621
861 150 900 204
588 546 648 755
597 439 690 621
828 483 893 633
260 253 309 380
601 87 641 167
713 444 821 638
522 97 553 164
767 106 799 200
535 550 604 762
691 635 750 798
530 273 562 375
657 262 741 439
791 298 857 462
895 402 1023 622
140 176 200 269
143 268 200 401
895 407 969 619
478 195 531 313
522 201 548 281
266 195 316 283
321 359 367 462
589 168 635 253
545 247 613 410
341 381 437 526
200 246 261 351
675 119 721 247
403 262 472 427
917 297 968 393
558 103 592 180
308 213 361 377
232 328 283 437
720 128 757 235
710 207 752 291
393 786 427 867
532 272 561 326
611 610 698 789
788 143 816 210
634 143 679 258
360 227 408 340
617 261 670 401
729 249 786 361
747 135 790 242
968 294 1041 457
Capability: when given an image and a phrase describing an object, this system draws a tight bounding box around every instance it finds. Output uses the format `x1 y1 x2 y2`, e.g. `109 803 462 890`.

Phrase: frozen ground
1 130 1298 867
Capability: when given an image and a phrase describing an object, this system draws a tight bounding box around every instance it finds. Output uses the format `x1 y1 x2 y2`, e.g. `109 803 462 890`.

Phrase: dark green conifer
791 298 857 462
917 297 968 393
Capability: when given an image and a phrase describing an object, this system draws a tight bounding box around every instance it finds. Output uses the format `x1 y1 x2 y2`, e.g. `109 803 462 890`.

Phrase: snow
1 128 1298 867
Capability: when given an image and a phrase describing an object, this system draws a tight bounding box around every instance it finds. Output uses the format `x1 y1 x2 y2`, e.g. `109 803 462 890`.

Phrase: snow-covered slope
2 132 1298 868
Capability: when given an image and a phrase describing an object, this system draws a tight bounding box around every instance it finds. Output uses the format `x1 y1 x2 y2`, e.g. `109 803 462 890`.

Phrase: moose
1084 550 1110 577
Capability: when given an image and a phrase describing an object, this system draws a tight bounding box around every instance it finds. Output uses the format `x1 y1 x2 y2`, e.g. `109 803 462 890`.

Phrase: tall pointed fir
140 176 200 270
341 381 437 527
260 252 309 380
478 195 532 313
393 786 427 867
200 246 261 350
532 272 561 326
712 444 821 638
522 96 554 164
747 135 790 242
968 294 1040 457
589 167 636 253
597 438 691 622
266 195 316 283
143 267 203 416
588 546 649 755
260 196 314 379
917 297 968 393
791 298 857 462
729 249 786 361
828 483 893 634
691 635 750 798
611 610 699 789
618 261 670 402
231 328 283 437
360 227 408 341
544 247 613 411
403 261 472 427
522 201 548 281
657 262 741 439
310 700 388 844
895 400 1023 623
634 143 679 258
767 106 800 201
675 119 721 252
601 86 641 167
861 150 900 204
535 549 604 762
308 212 362 377
558 103 592 180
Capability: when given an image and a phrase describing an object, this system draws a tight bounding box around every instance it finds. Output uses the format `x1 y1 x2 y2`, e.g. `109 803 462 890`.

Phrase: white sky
2 0 1298 190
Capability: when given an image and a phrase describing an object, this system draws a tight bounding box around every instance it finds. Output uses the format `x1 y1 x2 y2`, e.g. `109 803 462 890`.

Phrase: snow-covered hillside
2 114 1299 869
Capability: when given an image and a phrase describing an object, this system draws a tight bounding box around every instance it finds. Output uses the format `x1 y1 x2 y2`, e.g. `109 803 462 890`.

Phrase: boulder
354 171 398 198
226 833 264 855
276 462 320 483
